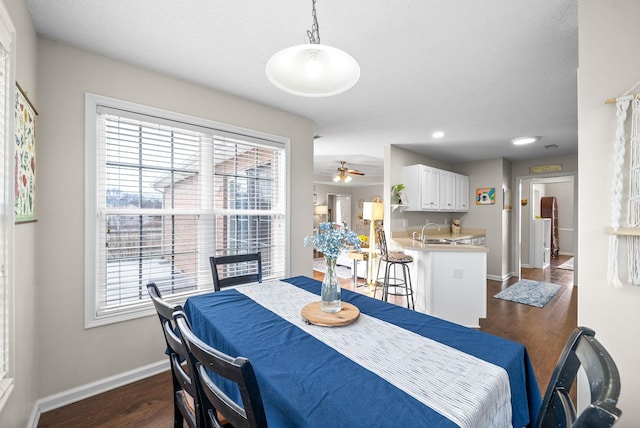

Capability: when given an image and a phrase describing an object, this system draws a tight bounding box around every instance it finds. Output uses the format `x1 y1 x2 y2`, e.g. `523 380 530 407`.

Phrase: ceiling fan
333 161 365 183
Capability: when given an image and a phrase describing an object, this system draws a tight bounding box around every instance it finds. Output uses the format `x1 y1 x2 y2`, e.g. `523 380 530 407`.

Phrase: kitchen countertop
392 237 489 253
391 228 488 253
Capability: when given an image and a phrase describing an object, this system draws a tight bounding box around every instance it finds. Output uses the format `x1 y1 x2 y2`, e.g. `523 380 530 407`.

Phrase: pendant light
266 0 360 97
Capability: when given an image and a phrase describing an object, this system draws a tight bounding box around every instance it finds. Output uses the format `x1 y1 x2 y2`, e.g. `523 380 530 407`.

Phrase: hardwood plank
38 371 174 427
38 259 576 426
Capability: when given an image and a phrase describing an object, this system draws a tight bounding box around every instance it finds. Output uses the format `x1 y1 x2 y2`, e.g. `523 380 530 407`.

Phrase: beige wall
578 0 640 424
455 158 508 279
33 37 314 403
0 0 39 426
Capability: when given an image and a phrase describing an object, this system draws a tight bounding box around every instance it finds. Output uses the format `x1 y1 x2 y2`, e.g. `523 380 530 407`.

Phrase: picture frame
476 187 495 205
14 82 38 223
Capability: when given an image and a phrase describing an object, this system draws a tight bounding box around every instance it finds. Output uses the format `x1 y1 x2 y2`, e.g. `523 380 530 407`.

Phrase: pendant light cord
306 0 321 44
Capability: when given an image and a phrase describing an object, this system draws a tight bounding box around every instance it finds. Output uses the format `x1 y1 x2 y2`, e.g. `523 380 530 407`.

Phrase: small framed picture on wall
476 187 495 205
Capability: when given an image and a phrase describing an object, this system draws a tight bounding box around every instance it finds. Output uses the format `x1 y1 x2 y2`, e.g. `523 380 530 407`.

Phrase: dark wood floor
38 256 576 427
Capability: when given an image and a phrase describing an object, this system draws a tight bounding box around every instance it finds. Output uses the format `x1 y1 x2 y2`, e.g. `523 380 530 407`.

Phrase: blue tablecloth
184 276 541 427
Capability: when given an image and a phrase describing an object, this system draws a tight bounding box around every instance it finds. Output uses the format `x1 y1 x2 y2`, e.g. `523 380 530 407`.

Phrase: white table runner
238 280 512 428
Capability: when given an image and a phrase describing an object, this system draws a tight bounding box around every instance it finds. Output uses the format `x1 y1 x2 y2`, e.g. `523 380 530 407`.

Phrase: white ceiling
26 0 578 186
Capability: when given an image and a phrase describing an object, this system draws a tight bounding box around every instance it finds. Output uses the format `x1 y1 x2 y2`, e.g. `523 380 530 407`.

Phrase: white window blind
86 96 287 325
0 1 14 410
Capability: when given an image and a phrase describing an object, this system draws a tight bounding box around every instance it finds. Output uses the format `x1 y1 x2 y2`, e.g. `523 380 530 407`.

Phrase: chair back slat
535 326 622 428
210 253 262 291
375 228 389 258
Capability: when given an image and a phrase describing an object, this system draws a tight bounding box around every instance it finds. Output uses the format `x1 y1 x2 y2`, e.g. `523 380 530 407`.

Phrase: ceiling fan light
344 175 352 183
333 174 341 182
266 44 360 97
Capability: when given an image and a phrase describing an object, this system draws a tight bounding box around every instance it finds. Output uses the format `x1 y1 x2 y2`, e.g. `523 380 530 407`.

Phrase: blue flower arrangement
304 222 362 259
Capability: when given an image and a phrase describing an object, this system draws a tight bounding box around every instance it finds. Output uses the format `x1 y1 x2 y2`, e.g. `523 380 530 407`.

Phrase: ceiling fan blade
347 170 365 175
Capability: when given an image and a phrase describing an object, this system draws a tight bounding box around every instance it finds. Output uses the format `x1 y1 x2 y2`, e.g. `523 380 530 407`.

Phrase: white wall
350 184 384 236
0 0 39 426
501 158 512 277
455 158 510 279
34 38 314 402
578 0 640 424
545 181 574 255
312 183 384 237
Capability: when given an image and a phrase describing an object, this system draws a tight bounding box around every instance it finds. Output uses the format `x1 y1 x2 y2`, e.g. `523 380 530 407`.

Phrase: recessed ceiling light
511 136 539 146
432 131 445 139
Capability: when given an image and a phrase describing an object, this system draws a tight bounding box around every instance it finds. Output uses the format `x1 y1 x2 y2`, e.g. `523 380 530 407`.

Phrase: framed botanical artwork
15 83 37 223
476 187 495 205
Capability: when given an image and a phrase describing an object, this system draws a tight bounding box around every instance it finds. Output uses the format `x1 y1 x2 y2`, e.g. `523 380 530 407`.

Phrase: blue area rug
493 279 561 308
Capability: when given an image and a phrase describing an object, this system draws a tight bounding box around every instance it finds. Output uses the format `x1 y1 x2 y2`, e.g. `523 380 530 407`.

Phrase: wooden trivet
301 301 360 327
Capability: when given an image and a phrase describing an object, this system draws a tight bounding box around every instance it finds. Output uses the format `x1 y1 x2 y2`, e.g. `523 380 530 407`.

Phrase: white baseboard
28 360 169 428
487 273 512 282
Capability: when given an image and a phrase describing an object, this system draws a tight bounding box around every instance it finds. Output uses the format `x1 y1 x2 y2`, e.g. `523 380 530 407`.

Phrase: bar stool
374 228 415 310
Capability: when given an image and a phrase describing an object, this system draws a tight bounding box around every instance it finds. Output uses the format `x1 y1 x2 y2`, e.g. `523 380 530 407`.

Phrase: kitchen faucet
419 223 440 241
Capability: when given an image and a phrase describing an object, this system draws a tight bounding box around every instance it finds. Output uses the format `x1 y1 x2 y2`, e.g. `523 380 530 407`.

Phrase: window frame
0 1 15 411
84 93 289 328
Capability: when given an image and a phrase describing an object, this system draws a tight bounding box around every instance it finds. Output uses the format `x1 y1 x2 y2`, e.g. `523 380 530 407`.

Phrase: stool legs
374 260 414 310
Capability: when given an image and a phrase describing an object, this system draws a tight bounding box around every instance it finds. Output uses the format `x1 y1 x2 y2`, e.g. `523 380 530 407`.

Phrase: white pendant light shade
266 44 360 97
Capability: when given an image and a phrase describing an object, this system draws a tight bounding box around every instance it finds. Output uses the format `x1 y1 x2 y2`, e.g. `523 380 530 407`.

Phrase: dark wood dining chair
535 326 622 428
146 282 202 428
209 253 262 291
174 310 268 428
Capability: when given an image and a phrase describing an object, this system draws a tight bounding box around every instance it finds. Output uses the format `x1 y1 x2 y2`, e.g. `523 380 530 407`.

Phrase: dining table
183 275 542 428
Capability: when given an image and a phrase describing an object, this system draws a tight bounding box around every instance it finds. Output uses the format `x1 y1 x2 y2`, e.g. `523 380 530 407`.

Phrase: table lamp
314 204 328 217
362 200 384 290
314 205 328 227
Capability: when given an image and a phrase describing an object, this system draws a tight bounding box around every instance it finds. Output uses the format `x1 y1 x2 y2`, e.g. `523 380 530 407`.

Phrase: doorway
515 173 577 285
327 193 351 228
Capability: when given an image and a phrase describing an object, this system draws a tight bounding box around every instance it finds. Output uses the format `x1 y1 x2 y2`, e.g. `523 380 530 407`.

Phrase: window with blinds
0 3 14 409
85 95 287 325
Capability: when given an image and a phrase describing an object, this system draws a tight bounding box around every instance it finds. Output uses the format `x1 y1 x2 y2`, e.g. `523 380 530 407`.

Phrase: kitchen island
392 232 488 327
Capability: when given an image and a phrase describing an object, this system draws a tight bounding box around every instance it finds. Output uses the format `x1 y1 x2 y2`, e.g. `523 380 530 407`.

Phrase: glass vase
321 256 342 313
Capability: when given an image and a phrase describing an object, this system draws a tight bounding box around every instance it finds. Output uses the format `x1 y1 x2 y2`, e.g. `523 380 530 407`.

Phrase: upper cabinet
439 170 455 211
403 165 469 212
454 173 469 211
421 165 440 210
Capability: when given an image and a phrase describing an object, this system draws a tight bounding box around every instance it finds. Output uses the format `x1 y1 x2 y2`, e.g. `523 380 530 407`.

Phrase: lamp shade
363 201 384 221
266 44 360 97
314 205 328 215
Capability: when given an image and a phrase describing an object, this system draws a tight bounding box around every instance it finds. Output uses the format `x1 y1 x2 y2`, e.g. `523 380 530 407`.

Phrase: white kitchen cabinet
532 218 551 268
422 166 440 210
403 164 469 212
454 173 469 212
471 236 485 246
402 164 422 210
403 164 439 210
404 248 487 327
439 170 455 211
